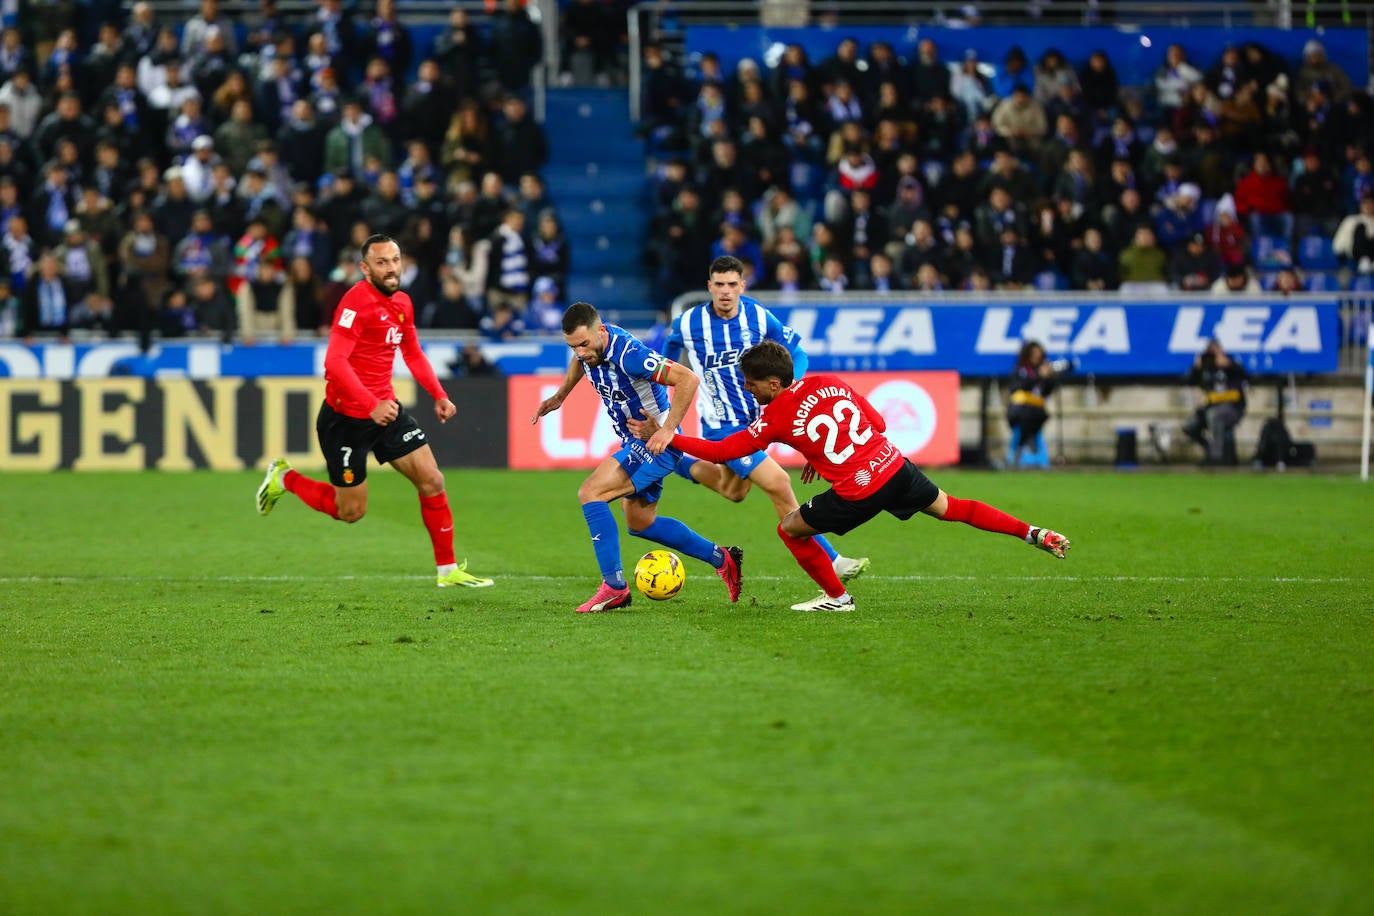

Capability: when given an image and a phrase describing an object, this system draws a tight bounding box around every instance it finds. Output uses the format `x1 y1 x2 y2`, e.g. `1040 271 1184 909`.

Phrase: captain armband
650 358 677 385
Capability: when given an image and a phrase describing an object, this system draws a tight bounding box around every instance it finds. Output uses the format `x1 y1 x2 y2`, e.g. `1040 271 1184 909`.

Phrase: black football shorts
315 400 429 487
798 459 940 535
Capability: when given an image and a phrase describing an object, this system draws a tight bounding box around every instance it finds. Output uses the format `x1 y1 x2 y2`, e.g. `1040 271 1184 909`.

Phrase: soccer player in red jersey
254 234 495 589
630 340 1070 611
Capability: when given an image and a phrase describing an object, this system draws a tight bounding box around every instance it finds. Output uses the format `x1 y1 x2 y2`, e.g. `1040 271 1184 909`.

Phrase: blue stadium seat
1350 274 1374 293
1304 270 1341 292
1297 234 1339 270
1033 270 1069 291
1252 235 1293 270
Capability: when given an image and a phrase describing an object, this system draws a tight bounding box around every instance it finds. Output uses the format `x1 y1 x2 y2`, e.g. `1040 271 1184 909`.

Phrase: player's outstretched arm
647 361 700 455
532 357 583 424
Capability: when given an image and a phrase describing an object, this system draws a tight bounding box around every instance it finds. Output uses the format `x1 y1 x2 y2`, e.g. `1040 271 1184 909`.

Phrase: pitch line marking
0 575 1358 585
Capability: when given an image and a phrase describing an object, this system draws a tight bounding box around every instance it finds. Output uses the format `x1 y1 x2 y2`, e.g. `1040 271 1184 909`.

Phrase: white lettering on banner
1019 308 1080 352
1262 307 1322 352
76 343 144 378
1073 308 1130 352
1168 307 1210 353
0 344 42 378
1170 305 1322 353
187 343 222 378
875 309 936 355
786 309 823 354
974 308 1021 354
828 309 886 353
539 384 586 459
1212 306 1270 351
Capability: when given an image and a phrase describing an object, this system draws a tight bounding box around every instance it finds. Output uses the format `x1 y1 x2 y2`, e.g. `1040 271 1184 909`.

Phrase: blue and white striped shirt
665 296 809 430
582 323 673 444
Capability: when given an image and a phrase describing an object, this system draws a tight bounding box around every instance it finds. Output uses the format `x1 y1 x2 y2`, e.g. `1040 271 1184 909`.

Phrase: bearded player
255 234 494 589
664 256 871 595
630 341 1070 611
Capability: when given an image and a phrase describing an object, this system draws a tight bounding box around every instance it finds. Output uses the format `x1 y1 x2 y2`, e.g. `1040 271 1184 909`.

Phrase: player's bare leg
689 459 752 502
393 445 493 587
751 458 870 582
921 490 1071 559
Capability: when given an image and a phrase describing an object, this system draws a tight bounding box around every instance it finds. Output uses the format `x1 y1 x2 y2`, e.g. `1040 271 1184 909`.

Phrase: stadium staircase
542 87 657 329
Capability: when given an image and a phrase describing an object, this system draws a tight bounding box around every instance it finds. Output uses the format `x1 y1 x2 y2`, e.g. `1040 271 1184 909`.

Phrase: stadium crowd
639 33 1374 303
0 0 605 348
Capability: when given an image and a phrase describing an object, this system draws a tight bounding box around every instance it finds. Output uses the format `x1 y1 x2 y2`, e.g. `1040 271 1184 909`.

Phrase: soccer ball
634 550 685 600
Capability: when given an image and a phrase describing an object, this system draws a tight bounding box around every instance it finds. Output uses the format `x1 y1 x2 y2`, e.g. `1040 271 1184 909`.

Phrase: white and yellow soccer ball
634 550 685 601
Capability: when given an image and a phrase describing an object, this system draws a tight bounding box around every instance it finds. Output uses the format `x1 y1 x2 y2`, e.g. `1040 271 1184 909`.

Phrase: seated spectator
1117 225 1169 293
159 287 198 339
815 254 848 292
1107 187 1152 253
493 94 548 186
1155 44 1203 122
1211 262 1261 293
987 226 1038 289
53 221 111 316
287 256 324 331
897 218 943 278
710 222 764 282
480 298 526 342
1034 48 1080 110
763 224 812 289
910 261 945 292
1296 39 1352 103
1292 146 1343 241
1095 115 1144 174
527 208 570 301
188 273 234 342
1070 227 1118 291
1170 232 1220 291
1207 196 1249 269
940 222 980 288
991 46 1030 100
1234 151 1293 242
1269 266 1306 294
1154 182 1205 251
1217 82 1264 151
525 275 564 333
1079 50 1120 125
863 252 897 292
421 271 482 331
324 96 391 177
949 49 992 125
1333 190 1374 273
991 84 1047 157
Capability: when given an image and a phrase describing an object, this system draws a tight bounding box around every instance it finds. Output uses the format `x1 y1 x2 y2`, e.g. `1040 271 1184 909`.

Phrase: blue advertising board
0 296 1341 379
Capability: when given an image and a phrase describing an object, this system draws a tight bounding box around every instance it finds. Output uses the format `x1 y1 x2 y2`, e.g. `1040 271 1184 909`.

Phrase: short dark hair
739 340 794 386
562 301 600 335
360 234 397 260
708 255 746 279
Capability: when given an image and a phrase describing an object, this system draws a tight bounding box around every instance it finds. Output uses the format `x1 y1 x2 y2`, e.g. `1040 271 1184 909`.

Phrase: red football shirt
672 374 905 499
323 280 447 419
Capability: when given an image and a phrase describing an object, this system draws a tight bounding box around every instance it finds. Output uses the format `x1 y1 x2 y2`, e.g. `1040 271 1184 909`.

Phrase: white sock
1025 527 1039 545
437 563 457 576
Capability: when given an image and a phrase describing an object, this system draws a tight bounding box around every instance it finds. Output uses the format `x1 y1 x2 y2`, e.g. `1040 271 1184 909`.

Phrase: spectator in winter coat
1333 191 1374 273
1295 40 1353 104
1154 45 1202 121
1207 197 1248 269
1169 232 1220 291
1233 151 1293 241
990 84 1047 156
230 216 294 345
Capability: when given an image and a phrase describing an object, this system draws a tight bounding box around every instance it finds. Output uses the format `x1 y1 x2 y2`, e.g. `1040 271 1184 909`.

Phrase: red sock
777 525 845 598
940 496 1030 539
419 492 456 566
283 469 338 519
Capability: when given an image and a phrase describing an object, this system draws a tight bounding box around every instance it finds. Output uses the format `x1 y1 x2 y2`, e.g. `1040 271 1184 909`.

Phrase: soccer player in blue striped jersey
533 301 743 613
664 256 870 588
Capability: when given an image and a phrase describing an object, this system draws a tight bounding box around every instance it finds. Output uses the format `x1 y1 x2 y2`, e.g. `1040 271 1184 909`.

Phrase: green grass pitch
2 468 1372 914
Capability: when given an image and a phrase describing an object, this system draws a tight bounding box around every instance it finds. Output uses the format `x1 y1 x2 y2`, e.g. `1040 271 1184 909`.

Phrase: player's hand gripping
626 415 659 442
371 399 400 426
434 398 456 423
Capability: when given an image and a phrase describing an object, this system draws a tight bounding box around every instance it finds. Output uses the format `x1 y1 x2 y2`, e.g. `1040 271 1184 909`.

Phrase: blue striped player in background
665 256 871 591
533 301 744 613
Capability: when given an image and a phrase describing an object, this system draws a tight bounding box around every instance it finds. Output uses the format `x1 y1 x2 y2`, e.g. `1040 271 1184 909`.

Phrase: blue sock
630 516 721 568
814 534 839 561
674 455 700 482
581 501 626 588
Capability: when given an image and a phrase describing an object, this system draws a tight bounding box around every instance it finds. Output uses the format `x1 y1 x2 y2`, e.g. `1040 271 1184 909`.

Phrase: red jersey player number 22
752 377 904 499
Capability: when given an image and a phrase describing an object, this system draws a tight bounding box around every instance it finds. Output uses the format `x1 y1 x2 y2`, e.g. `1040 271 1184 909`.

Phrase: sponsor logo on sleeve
339 308 357 329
